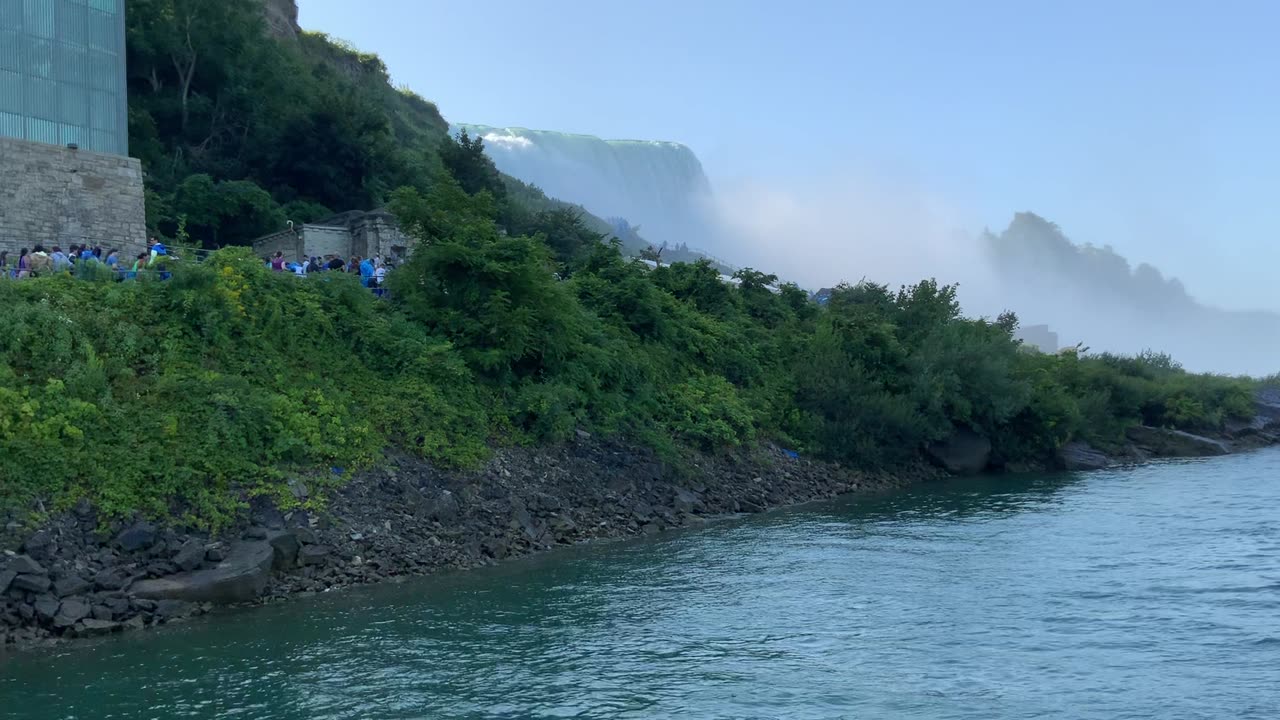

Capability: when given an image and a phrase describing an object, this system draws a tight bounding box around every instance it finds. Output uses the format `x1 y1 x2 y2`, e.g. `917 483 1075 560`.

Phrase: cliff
454 125 716 250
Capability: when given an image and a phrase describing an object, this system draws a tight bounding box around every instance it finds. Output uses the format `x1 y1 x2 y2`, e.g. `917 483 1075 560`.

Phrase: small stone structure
252 209 412 264
1015 324 1059 353
0 137 147 256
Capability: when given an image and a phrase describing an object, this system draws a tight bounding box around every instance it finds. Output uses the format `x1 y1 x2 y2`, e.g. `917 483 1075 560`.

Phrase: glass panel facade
0 0 126 155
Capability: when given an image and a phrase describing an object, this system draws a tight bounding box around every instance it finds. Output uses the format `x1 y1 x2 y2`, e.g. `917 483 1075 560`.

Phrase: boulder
1125 426 1230 458
11 574 52 594
0 571 14 595
926 428 992 475
33 596 60 623
298 545 330 567
173 540 206 572
53 598 91 628
116 522 157 552
7 555 46 576
425 490 460 522
155 599 194 620
53 575 92 598
75 618 121 637
266 531 300 570
21 531 54 558
130 541 274 605
93 568 131 591
1059 441 1112 471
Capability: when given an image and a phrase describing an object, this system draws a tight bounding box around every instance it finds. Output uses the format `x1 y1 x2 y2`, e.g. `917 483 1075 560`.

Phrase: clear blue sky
300 0 1280 312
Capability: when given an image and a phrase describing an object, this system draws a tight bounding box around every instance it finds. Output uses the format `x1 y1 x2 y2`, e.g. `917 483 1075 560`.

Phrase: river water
3 450 1279 719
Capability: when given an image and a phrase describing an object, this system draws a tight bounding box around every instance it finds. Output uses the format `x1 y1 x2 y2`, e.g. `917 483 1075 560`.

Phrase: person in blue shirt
359 257 375 287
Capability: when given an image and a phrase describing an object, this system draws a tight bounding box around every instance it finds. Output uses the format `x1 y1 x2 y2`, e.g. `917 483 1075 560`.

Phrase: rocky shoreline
1 440 941 652
4 394 1279 653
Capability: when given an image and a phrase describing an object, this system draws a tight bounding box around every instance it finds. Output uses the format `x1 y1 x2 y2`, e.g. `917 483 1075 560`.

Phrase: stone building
252 209 413 264
0 0 146 255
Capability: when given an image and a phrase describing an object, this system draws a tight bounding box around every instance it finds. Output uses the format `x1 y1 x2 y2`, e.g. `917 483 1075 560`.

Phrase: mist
704 178 1280 378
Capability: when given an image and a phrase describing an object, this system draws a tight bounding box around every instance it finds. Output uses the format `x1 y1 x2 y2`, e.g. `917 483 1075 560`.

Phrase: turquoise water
3 450 1279 719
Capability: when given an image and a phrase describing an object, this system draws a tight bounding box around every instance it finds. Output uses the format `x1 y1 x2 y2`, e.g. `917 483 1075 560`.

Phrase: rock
205 545 228 562
242 526 269 540
33 596 60 623
103 597 130 617
53 598 91 628
155 599 194 620
11 574 52 594
7 555 46 576
21 531 54 557
673 487 701 515
266 531 300 570
292 527 319 545
425 490 460 522
173 540 206 572
298 545 330 567
73 498 94 518
90 604 114 621
53 575 91 598
0 571 14 595
1059 441 1112 471
1125 426 1230 458
575 428 592 441
124 615 145 630
116 522 157 552
93 568 131 591
130 541 274 605
926 428 993 475
287 478 309 501
75 618 120 637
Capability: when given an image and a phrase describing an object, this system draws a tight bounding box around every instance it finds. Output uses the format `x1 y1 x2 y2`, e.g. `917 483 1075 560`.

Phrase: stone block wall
0 137 146 256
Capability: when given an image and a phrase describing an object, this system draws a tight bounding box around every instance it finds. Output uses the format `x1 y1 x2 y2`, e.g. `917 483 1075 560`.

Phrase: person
50 245 69 272
148 238 167 265
16 248 30 278
105 248 120 268
81 246 96 262
0 250 7 278
373 261 387 287
326 255 345 272
128 252 147 280
270 251 285 272
358 256 375 287
306 256 322 274
27 245 51 276
347 256 361 274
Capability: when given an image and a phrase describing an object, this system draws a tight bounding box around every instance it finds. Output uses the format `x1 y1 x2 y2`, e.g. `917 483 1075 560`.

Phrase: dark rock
93 567 131 591
103 597 130 617
673 487 701 515
242 526 269 540
267 531 300 570
53 575 91 598
33 596 60 623
7 555 46 576
298 545 330 567
73 498 94 518
21 531 54 557
1125 426 1230 458
17 602 34 621
91 605 113 621
173 540 206 572
53 598 91 628
116 522 157 552
130 598 157 612
292 527 319 545
0 571 14 595
155 599 194 620
205 545 228 562
131 541 274 605
926 428 993 475
287 478 309 501
1059 441 1113 471
75 618 120 637
11 574 52 594
425 490 460 522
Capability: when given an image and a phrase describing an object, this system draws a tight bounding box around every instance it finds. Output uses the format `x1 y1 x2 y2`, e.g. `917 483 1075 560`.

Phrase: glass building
0 0 128 156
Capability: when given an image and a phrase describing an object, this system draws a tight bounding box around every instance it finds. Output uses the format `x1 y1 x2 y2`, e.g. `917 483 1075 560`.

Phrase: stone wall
301 226 350 259
252 229 302 262
0 137 146 256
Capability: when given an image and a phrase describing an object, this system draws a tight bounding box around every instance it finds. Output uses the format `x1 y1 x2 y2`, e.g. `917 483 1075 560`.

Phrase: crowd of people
0 239 171 280
266 251 392 288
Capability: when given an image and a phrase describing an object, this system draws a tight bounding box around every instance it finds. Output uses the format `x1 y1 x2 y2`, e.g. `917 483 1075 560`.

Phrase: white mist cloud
707 177 1004 317
482 133 533 150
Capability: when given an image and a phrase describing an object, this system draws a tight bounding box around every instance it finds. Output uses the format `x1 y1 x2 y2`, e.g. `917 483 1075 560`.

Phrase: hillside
983 213 1280 375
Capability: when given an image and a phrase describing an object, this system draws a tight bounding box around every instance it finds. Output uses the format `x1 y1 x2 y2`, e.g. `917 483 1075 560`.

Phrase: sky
300 0 1280 313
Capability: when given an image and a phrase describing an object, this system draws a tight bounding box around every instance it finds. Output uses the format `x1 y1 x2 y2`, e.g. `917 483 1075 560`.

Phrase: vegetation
0 4 1261 527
